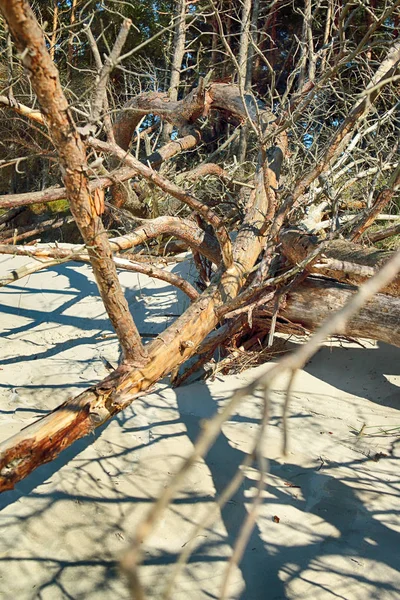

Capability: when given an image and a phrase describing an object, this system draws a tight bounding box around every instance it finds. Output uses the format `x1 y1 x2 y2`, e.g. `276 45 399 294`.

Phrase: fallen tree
0 0 399 494
278 278 400 347
280 230 400 297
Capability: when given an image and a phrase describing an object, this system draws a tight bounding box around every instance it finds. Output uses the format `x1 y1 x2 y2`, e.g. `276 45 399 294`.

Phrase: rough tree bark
0 2 399 493
0 0 147 365
161 0 187 143
280 230 400 297
279 278 400 347
0 124 286 490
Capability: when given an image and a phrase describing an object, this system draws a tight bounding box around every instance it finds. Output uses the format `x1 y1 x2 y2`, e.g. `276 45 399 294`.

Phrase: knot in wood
180 339 194 353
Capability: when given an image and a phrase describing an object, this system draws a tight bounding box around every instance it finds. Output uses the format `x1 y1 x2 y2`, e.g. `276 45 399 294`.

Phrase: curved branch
0 216 222 264
112 82 274 153
280 230 400 296
183 163 232 184
0 94 45 124
113 85 206 151
0 252 198 300
112 257 198 301
111 216 221 264
1 0 146 365
89 137 233 268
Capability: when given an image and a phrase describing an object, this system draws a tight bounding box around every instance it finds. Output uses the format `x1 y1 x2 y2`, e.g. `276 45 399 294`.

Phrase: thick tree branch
365 221 400 243
0 0 147 365
278 278 400 347
0 94 45 124
280 230 400 297
122 246 400 595
0 252 198 300
112 82 274 154
0 111 279 490
89 137 233 268
0 215 222 265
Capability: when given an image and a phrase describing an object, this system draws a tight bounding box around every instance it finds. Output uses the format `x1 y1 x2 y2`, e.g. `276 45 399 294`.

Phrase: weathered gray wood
280 278 400 347
280 230 400 296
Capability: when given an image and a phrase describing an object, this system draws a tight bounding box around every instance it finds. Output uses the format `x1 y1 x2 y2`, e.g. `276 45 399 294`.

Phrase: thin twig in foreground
121 247 400 598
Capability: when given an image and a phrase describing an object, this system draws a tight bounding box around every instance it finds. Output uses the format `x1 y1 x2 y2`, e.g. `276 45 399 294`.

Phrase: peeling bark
280 230 400 296
0 215 222 265
0 130 285 493
0 0 147 365
279 278 400 347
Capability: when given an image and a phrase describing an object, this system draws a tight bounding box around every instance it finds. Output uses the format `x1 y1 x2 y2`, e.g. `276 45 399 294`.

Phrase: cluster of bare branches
0 0 399 597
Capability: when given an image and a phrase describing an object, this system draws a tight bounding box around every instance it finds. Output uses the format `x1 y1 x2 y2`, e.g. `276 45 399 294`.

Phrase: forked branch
0 0 147 365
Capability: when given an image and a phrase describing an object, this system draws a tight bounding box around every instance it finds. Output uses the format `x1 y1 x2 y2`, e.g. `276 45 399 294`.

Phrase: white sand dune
0 254 399 599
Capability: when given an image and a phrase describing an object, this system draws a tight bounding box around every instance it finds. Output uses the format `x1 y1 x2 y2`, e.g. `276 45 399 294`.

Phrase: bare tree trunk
161 0 187 143
305 0 316 81
49 0 58 60
237 0 252 164
0 123 286 490
279 278 400 347
297 1 308 91
365 0 377 61
246 0 259 88
0 0 147 365
2 248 400 491
280 230 400 297
67 0 77 79
320 0 333 71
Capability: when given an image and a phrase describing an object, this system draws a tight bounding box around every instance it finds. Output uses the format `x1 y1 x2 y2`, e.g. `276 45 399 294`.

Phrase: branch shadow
0 257 399 598
303 341 400 409
174 381 400 599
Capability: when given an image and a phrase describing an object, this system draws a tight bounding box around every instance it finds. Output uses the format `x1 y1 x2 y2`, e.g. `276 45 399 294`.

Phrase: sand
0 252 399 599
